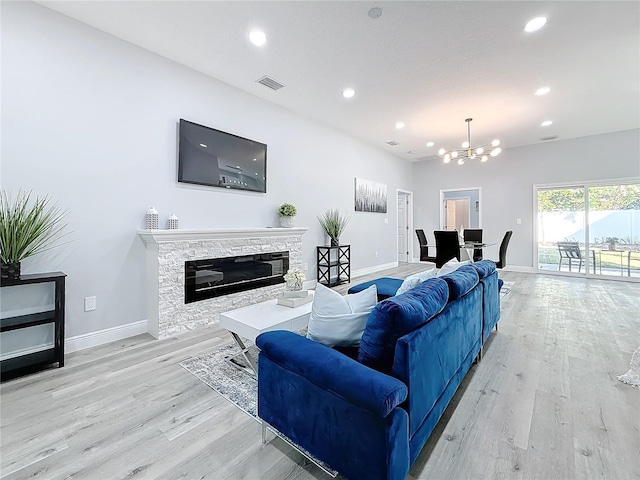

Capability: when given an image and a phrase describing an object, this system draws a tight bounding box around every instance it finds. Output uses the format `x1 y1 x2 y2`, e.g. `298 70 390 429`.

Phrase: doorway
440 188 481 231
397 190 412 263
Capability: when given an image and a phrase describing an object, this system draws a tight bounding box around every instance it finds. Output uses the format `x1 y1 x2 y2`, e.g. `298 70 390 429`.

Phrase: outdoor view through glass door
537 183 639 278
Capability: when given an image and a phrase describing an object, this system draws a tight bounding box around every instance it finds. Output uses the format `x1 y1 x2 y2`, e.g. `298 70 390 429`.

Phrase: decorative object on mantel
354 177 387 213
145 207 159 230
0 189 69 280
283 267 305 291
438 118 501 165
318 209 350 246
167 213 179 230
277 203 297 228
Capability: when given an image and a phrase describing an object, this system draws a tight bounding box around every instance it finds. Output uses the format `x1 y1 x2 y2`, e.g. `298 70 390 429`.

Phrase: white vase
145 207 158 230
286 278 304 291
167 213 179 230
280 216 294 228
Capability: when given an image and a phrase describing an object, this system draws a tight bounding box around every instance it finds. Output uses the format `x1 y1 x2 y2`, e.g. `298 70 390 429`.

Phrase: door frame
396 189 414 263
439 187 482 230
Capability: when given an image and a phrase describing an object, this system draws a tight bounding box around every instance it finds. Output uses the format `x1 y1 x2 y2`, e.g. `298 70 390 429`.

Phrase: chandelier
438 118 501 164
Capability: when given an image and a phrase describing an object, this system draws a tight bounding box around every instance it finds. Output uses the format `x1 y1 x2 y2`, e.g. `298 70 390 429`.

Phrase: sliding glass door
587 184 640 278
536 181 639 278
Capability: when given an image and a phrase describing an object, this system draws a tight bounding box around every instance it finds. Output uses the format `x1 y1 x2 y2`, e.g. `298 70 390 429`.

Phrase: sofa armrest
257 330 407 417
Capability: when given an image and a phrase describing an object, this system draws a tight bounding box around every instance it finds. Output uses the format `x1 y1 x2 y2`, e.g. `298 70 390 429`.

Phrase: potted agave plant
0 190 69 279
318 209 350 246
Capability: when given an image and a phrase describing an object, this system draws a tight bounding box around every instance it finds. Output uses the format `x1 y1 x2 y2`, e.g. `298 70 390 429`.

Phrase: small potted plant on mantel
277 203 297 228
0 190 69 279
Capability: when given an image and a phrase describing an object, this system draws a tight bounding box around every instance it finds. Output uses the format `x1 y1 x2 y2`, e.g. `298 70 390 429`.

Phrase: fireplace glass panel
185 251 289 303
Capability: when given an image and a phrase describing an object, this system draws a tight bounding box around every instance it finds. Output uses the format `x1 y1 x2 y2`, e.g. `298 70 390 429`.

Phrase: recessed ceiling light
426 141 435 147
535 86 551 96
395 121 405 130
253 158 257 161
200 144 207 148
525 17 547 33
342 88 355 98
541 120 553 127
249 30 267 46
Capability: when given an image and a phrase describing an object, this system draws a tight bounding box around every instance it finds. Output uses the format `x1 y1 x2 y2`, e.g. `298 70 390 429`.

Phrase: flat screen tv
178 119 267 193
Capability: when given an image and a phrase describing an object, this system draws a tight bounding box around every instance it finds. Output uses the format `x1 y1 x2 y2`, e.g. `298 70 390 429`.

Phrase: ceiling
37 1 640 163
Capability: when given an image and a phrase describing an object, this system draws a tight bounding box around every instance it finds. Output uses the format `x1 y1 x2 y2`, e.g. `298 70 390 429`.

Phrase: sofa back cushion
438 266 479 300
357 278 449 373
469 259 496 279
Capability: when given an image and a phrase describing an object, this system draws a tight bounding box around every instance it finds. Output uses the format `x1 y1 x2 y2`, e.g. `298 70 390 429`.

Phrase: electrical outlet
516 218 522 225
84 296 97 312
384 218 389 224
375 251 378 258
304 263 308 271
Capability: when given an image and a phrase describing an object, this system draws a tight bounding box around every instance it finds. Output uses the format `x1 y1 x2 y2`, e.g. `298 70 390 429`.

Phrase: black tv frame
178 119 267 193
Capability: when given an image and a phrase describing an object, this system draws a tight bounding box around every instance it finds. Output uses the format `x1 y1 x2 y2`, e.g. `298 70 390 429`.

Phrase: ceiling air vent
386 140 400 146
256 76 286 91
540 135 559 141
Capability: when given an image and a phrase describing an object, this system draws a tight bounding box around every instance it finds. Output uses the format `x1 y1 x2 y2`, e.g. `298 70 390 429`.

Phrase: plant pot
330 238 339 247
280 216 295 228
1 262 21 280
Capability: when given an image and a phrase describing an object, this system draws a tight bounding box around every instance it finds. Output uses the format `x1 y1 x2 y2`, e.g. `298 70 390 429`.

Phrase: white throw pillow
306 283 377 347
437 258 471 277
396 268 437 295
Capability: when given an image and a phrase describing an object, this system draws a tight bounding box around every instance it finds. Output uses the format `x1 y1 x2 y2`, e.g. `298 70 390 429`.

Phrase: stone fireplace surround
138 227 307 339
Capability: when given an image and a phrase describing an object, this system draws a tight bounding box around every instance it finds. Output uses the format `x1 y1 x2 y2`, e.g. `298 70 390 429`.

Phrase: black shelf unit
317 245 351 287
1 272 66 380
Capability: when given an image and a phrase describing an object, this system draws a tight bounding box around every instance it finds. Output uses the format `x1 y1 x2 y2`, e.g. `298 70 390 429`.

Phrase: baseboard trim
502 265 535 273
352 262 398 279
65 320 149 353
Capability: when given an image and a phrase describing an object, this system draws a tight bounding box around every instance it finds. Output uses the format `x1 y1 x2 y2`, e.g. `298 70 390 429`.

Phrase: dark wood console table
1 272 66 380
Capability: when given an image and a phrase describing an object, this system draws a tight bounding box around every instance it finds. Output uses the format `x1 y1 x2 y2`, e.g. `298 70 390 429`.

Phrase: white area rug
618 347 640 387
179 344 338 475
500 281 514 299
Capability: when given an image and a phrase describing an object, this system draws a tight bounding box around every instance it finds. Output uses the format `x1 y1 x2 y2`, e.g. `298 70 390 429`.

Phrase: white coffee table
219 292 314 375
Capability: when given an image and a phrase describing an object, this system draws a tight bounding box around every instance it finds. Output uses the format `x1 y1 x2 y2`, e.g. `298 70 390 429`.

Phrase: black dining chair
488 231 513 269
434 230 461 268
415 229 437 263
463 229 483 261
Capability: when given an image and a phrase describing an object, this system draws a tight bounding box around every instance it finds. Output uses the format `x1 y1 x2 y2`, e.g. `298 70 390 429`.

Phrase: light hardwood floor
1 267 639 480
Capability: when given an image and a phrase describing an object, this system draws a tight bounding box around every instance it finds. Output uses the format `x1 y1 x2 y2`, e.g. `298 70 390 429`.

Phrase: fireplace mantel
138 227 309 244
138 227 307 338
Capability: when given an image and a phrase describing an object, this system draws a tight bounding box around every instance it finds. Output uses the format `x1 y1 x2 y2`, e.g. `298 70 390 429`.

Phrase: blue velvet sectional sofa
256 260 500 480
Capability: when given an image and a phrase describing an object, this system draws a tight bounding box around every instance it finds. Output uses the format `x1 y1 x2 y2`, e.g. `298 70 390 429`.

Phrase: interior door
397 193 408 262
444 198 470 231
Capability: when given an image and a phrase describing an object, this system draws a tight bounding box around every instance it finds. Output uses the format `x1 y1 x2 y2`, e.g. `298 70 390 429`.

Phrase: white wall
412 129 640 268
1 2 412 342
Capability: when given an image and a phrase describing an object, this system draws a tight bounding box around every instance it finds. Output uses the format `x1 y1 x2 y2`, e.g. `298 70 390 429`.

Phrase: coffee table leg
230 332 258 374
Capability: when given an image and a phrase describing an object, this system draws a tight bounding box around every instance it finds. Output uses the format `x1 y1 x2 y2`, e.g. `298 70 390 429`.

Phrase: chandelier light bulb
443 153 451 163
457 158 465 165
451 151 458 158
481 155 489 162
438 148 446 156
492 139 501 147
475 147 484 155
470 154 476 160
491 147 502 156
462 141 470 149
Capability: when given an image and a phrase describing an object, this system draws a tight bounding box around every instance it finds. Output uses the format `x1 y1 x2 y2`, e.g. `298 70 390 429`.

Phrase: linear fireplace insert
185 251 289 303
